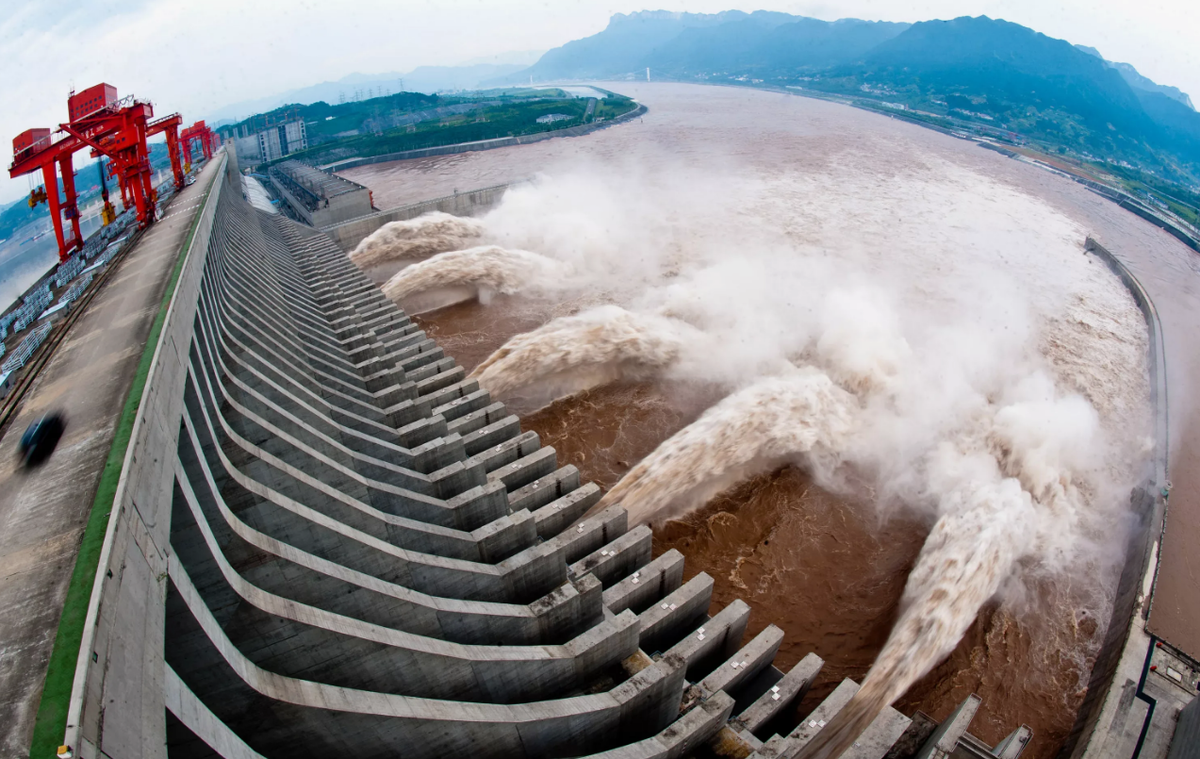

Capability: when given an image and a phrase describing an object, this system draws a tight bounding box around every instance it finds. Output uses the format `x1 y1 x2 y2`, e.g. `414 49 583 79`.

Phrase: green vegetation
234 91 439 144
27 174 213 759
287 98 584 165
241 90 637 168
225 88 574 147
1103 163 1200 227
593 93 637 121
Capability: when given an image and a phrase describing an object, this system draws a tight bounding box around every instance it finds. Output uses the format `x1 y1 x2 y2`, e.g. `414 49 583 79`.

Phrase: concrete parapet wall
64 150 232 759
1113 200 1200 254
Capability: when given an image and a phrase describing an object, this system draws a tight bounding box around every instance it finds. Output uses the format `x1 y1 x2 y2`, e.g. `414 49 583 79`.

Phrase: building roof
272 160 367 202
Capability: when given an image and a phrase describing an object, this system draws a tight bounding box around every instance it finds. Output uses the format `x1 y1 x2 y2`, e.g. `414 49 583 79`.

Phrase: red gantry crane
147 112 185 191
8 83 187 263
179 120 214 173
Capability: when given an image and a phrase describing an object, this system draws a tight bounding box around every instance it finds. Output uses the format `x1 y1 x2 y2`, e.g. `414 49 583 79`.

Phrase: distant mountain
1133 89 1200 162
849 17 1200 165
1075 44 1194 110
646 16 908 75
401 64 528 93
458 50 545 67
859 17 1150 133
503 10 907 82
515 10 759 81
505 10 1200 179
207 73 406 122
208 62 529 122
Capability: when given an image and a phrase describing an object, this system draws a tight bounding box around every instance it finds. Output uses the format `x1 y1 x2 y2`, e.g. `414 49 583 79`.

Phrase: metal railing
55 256 85 288
11 287 52 333
58 272 95 308
81 210 135 261
1 322 52 374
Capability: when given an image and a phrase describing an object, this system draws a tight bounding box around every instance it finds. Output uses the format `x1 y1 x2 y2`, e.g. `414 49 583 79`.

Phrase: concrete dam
39 142 1062 759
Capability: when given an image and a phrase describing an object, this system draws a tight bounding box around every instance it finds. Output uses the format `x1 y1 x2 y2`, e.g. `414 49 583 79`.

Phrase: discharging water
342 83 1200 757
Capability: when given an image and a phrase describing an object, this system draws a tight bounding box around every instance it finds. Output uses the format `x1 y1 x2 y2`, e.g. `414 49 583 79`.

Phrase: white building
231 119 309 165
257 120 308 162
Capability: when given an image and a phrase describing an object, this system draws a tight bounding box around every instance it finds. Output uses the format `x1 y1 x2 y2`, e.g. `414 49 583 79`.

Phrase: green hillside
510 11 1200 186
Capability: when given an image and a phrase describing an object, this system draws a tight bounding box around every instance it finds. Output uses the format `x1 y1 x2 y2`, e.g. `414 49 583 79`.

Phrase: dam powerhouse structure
4 141 1198 756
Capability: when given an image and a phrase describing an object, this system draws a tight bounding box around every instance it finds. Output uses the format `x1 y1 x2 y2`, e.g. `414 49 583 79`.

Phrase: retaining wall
974 141 1200 254
319 102 649 254
1062 238 1171 759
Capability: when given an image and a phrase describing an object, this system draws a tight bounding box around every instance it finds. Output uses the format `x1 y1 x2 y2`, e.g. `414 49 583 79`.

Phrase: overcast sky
1 0 1195 204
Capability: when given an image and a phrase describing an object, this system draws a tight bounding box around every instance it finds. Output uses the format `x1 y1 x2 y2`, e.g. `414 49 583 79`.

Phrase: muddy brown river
342 83 1200 758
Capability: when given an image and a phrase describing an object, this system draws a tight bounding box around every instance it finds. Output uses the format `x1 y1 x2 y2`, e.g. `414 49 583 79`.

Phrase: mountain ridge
500 10 1200 181
208 63 529 123
1075 44 1194 110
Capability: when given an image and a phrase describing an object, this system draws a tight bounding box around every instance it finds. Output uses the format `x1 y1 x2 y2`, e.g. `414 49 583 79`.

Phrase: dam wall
1063 239 1176 759
1113 200 1200 254
321 182 513 252
50 151 1058 759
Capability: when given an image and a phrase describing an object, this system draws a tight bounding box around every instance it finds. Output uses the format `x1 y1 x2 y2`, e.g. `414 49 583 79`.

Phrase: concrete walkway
0 157 221 759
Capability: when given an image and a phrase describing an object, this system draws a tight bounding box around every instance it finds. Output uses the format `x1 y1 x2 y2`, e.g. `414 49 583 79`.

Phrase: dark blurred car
19 412 66 467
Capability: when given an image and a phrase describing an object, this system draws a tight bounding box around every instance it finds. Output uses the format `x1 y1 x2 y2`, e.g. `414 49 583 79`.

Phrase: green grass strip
28 178 214 759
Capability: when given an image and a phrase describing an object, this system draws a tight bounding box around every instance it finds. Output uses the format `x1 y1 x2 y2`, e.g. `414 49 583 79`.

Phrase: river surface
341 83 1200 757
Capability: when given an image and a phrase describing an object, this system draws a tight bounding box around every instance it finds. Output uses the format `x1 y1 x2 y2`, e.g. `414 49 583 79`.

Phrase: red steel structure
147 112 185 191
62 98 158 233
179 120 214 171
10 132 88 260
68 83 118 122
9 84 180 262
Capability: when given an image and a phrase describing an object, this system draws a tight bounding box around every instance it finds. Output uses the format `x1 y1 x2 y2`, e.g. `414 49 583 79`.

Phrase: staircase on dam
59 152 1030 759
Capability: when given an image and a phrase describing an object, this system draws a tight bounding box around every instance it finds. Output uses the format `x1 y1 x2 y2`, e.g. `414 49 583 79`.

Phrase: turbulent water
349 211 484 270
339 83 1184 757
594 369 857 525
469 306 703 403
381 245 569 314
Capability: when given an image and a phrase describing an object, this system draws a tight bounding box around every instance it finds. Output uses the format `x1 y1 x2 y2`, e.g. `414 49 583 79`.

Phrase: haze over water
341 83 1200 757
